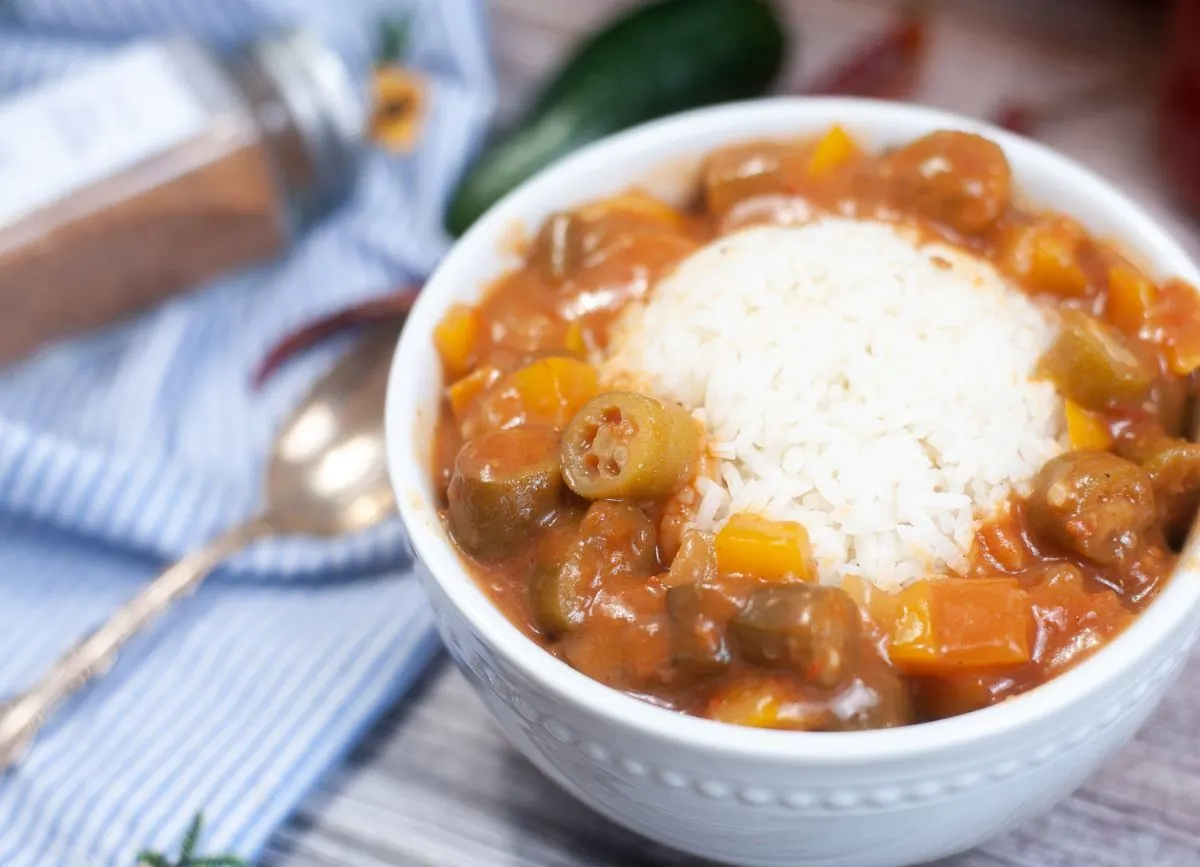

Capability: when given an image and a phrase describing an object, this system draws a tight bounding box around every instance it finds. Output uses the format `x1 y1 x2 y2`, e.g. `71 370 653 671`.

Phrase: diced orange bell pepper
1106 262 1157 336
715 513 814 581
1152 279 1200 375
1003 218 1091 299
885 577 1033 673
433 304 480 377
446 365 501 426
807 124 857 177
476 357 599 432
1064 399 1113 450
576 189 686 229
704 674 826 731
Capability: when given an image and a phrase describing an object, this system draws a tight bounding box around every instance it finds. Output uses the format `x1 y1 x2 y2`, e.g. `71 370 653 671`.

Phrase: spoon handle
0 515 275 772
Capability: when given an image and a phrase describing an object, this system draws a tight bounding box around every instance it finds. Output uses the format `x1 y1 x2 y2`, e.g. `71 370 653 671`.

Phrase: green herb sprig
377 16 411 63
137 812 249 867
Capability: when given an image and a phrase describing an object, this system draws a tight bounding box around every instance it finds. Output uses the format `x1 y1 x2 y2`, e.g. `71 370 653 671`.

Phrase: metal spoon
0 323 401 770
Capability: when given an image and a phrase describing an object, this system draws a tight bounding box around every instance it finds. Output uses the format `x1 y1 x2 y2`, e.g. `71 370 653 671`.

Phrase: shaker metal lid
252 29 366 227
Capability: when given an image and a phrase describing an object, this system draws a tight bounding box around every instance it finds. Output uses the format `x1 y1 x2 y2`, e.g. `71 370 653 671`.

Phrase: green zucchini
444 0 788 237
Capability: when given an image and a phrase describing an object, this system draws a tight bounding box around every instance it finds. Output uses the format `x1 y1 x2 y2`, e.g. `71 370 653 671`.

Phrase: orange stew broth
431 126 1200 730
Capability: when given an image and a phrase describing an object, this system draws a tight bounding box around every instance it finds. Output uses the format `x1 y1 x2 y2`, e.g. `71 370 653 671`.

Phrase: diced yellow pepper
433 304 480 377
476 357 599 432
885 578 1033 673
1028 236 1089 299
1064 399 1113 451
1106 262 1157 336
512 356 598 426
807 124 856 177
447 365 501 425
715 513 814 580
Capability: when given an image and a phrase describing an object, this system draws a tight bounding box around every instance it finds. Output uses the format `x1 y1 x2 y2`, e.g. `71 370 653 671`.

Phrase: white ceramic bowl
387 98 1200 867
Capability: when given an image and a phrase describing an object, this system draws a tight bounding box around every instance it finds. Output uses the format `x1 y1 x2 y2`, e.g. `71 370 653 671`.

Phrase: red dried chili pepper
804 12 928 99
988 74 1135 138
990 100 1039 136
252 287 420 389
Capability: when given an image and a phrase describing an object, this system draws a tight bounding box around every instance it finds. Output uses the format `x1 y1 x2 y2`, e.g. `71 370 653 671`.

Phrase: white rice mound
602 219 1066 590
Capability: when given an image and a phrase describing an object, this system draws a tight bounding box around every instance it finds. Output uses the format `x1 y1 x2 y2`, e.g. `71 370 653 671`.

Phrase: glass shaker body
0 31 364 363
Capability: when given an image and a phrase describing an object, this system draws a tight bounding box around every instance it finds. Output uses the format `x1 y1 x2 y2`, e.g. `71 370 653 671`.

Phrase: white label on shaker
0 43 209 230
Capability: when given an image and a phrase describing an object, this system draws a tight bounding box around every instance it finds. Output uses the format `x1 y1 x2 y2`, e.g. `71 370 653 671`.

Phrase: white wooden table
265 2 1200 864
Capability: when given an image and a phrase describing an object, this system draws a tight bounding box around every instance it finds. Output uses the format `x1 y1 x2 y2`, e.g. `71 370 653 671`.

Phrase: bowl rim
388 96 1200 764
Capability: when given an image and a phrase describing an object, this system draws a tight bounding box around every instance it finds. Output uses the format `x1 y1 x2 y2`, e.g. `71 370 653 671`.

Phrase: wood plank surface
266 2 1200 865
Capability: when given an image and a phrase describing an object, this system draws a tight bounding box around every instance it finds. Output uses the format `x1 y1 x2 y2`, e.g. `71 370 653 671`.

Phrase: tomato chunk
1028 580 1133 674
1150 279 1200 374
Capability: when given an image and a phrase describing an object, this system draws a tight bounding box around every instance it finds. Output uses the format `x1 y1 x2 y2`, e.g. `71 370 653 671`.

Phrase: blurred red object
1159 0 1200 213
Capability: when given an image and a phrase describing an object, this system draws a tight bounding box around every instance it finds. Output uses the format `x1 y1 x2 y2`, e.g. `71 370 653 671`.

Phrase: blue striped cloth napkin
0 1 493 864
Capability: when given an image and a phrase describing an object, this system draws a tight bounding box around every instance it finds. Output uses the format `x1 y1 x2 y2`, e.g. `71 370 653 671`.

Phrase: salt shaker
0 30 366 363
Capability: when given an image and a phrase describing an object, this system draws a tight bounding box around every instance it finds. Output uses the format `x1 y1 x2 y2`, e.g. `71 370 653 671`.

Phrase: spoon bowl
0 322 402 769
266 323 399 535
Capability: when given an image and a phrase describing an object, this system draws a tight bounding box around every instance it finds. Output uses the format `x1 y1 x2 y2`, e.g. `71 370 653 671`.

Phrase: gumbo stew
430 126 1200 731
